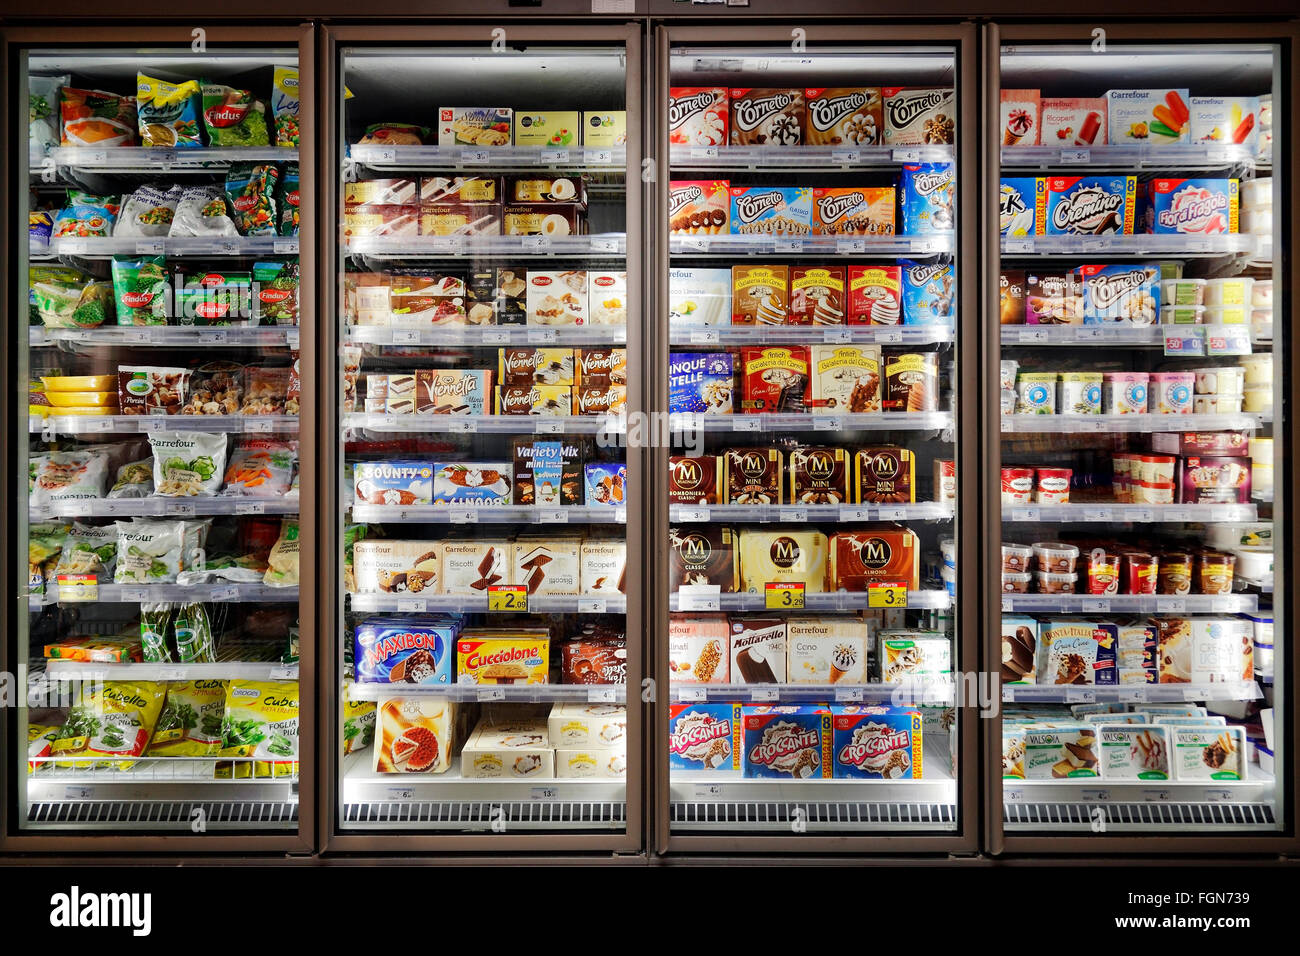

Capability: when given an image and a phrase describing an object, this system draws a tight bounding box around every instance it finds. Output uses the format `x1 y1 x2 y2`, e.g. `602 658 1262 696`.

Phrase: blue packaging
741 704 832 778
831 705 923 779
899 163 954 235
584 461 627 506
999 177 1038 236
354 615 459 685
431 461 512 504
669 352 734 414
728 186 813 236
668 702 741 772
1079 263 1161 324
900 259 956 325
353 460 434 506
1038 175 1137 235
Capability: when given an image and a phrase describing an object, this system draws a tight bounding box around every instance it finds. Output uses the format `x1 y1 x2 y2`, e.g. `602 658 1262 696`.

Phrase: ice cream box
1039 97 1107 147
513 111 580 147
786 616 868 684
812 187 895 236
499 347 574 387
1106 89 1191 145
548 702 627 749
669 527 739 594
1000 89 1040 146
1189 96 1260 151
741 705 832 779
899 163 954 235
668 268 731 326
725 448 783 506
581 111 626 147
461 719 553 778
847 266 902 326
526 270 587 325
790 267 847 325
740 346 809 414
901 260 956 325
831 705 922 779
353 461 435 507
578 540 626 596
512 537 581 596
555 747 626 779
669 455 723 506
354 616 458 685
729 186 813 237
1001 615 1037 685
827 528 919 591
584 461 626 506
669 180 730 236
877 630 952 682
431 461 512 505
504 204 584 238
1079 263 1160 324
668 88 728 147
1179 455 1251 504
881 87 955 145
416 369 492 415
999 177 1038 236
573 384 626 416
587 272 627 326
1146 178 1239 235
373 696 455 774
668 352 734 415
1037 620 1118 685
733 264 790 326
431 540 508 595
668 703 741 772
1002 727 1025 778
1172 725 1246 780
729 88 804 146
495 385 572 416
438 107 513 147
805 88 882 146
808 345 881 414
1154 617 1253 683
1038 175 1137 235
1023 722 1100 778
728 617 787 683
456 633 550 685
1098 724 1171 780
737 529 828 594
668 613 730 683
352 540 440 595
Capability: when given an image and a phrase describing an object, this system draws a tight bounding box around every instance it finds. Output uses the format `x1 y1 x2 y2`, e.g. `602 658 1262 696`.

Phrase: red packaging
934 459 956 504
1087 551 1121 595
1035 467 1071 504
1179 456 1252 504
847 266 902 325
560 639 627 684
1001 467 1035 505
740 347 809 414
669 88 729 147
1151 431 1250 456
1125 552 1159 594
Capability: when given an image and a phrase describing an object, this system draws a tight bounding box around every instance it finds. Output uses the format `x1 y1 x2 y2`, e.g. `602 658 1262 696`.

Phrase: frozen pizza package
148 430 228 497
169 185 239 237
137 74 203 148
115 184 183 237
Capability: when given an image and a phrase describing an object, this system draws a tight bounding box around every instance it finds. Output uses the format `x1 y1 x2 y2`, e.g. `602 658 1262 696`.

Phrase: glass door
993 30 1289 847
326 25 642 850
5 28 313 848
656 25 977 850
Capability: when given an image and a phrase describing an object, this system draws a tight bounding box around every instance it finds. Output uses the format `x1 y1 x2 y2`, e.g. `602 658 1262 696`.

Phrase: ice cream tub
1157 551 1193 595
1148 372 1194 414
1172 726 1245 780
1242 387 1272 414
1203 305 1247 325
1059 372 1102 415
940 564 956 596
1251 279 1272 307
1002 572 1031 593
1193 366 1245 395
1238 353 1272 387
1240 176 1272 210
1015 372 1057 414
1087 551 1121 595
1160 305 1206 325
1036 467 1071 505
1037 571 1077 593
1125 552 1159 594
1000 359 1020 392
1001 467 1035 505
939 537 956 568
1104 372 1149 415
1242 208 1273 234
1204 277 1253 307
1193 395 1243 414
1198 552 1236 594
1033 542 1080 574
1161 278 1205 306
1233 545 1272 581
1002 543 1034 573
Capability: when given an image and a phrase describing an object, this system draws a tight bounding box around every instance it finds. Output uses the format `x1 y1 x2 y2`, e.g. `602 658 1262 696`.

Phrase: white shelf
44 661 298 682
346 234 625 258
670 234 952 257
1002 325 1166 346
670 144 953 169
30 415 299 436
669 680 954 706
345 683 626 703
350 504 626 524
1003 681 1261 703
1001 594 1258 615
1003 772 1275 822
349 143 626 169
48 146 298 171
1003 503 1257 523
671 411 952 433
35 326 299 348
28 583 297 606
1001 235 1257 258
1001 142 1255 169
342 413 621 435
669 503 953 523
30 496 298 520
347 593 626 614
344 325 625 347
669 590 951 613
672 325 954 347
670 757 956 810
51 236 298 258
1001 413 1263 434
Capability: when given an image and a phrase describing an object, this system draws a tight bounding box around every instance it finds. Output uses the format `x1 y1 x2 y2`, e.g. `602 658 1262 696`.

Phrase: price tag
892 148 921 162
839 507 870 522
527 328 558 344
477 688 506 702
834 687 863 703
689 329 720 345
216 239 240 255
1083 599 1111 613
587 686 616 702
877 507 908 522
677 584 721 612
877 330 903 344
578 598 607 614
483 330 511 345
64 786 96 801
680 237 710 253
1082 238 1106 253
488 585 528 613
674 412 703 433
836 239 866 255
1080 419 1110 433
59 239 89 255
540 148 571 164
530 787 558 801
774 240 804 254
766 582 805 610
273 240 298 255
830 149 860 164
522 235 551 250
813 416 844 431
689 146 719 160
392 329 421 344
778 508 807 522
235 501 265 516
270 665 297 680
1060 148 1090 164
868 583 908 608
750 686 779 702
386 787 415 801
164 502 196 517
1159 598 1187 614
1010 507 1040 522
1076 327 1106 341
212 585 238 601
1067 688 1097 703
590 236 619 254
397 598 427 613
447 419 477 433
678 508 710 523
83 418 116 432
1005 238 1034 254
1211 598 1234 613
449 509 474 524
732 418 762 431
198 330 228 344
159 667 187 681
584 148 613 165
677 687 707 702
1119 688 1144 703
244 419 274 433
540 509 568 524
122 330 152 344
135 240 165 255
910 239 935 255
1003 788 1024 803
1123 509 1153 522
460 149 490 164
120 587 149 602
139 418 168 432
1083 508 1111 522
533 419 564 434
56 574 99 603
822 327 853 343
432 237 464 256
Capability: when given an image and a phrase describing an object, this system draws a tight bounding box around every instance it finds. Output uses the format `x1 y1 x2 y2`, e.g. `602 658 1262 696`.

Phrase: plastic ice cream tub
1240 177 1272 210
1036 571 1077 593
939 537 956 568
1242 387 1273 414
1104 372 1149 415
1160 305 1205 325
1161 278 1206 306
1001 572 1031 593
1248 437 1273 464
1002 542 1034 572
1000 359 1020 391
941 564 956 595
1239 353 1272 386
1033 541 1080 574
1148 372 1194 414
1242 209 1273 234
1059 372 1102 415
1035 467 1071 504
1001 467 1035 505
1233 545 1273 581
1205 277 1254 307
1015 372 1057 414
1203 305 1248 325
1194 395 1243 414
1193 366 1245 395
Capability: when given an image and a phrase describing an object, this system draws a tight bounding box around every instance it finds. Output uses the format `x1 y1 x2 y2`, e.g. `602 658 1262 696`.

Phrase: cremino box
1037 175 1137 235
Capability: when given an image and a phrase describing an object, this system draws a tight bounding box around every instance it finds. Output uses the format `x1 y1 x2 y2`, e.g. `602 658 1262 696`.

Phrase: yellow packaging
146 680 227 757
42 374 116 391
44 390 118 407
582 110 627 147
343 683 377 756
217 680 299 778
28 724 58 774
514 111 580 147
51 680 167 770
456 630 551 684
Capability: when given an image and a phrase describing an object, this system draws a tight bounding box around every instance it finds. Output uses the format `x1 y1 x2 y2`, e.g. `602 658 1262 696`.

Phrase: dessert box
728 617 787 683
804 88 882 146
461 719 553 778
669 179 730 235
1038 175 1137 235
1000 89 1041 146
1039 97 1107 146
741 705 833 778
729 88 804 146
729 186 813 236
668 702 741 771
737 529 828 594
786 616 867 684
831 705 923 779
669 87 729 146
668 613 730 683
882 87 955 145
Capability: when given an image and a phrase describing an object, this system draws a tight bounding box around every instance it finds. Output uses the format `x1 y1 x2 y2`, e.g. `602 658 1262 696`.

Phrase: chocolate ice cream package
354 616 458 685
431 461 512 505
512 537 581 596
729 88 804 146
999 177 1038 236
578 540 626 597
1001 615 1038 685
804 88 882 146
1038 175 1137 235
854 447 915 504
1179 455 1251 504
742 705 832 778
669 528 738 593
1025 271 1084 324
789 267 846 325
1079 263 1160 324
439 540 509 594
786 616 868 684
728 617 787 683
882 349 938 412
740 346 809 413
668 702 741 771
1023 722 1100 778
668 455 723 505
812 187 895 236
668 352 734 414
882 87 955 145
725 448 783 505
494 385 572 416
1037 619 1119 685
832 705 923 779
512 438 585 506
1171 725 1246 780
847 266 902 326
669 179 730 236
808 344 881 414
353 461 435 507
729 186 813 236
733 264 790 325
1154 616 1253 683
827 528 919 591
1145 178 1239 235
1098 724 1171 780
352 540 441 595
788 446 849 505
584 462 626 507
499 347 575 386
737 529 828 595
900 260 956 325
416 369 492 415
668 613 730 683
899 163 954 234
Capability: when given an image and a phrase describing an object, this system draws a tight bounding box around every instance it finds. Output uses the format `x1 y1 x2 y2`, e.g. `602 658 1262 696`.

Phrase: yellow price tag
765 582 805 610
56 574 99 603
868 583 908 608
487 585 528 613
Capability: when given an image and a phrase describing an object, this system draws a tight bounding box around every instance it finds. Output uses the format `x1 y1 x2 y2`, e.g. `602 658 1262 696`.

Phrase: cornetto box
831 705 923 779
669 455 723 505
804 88 882 146
742 705 832 779
827 527 919 590
668 702 741 772
669 526 739 592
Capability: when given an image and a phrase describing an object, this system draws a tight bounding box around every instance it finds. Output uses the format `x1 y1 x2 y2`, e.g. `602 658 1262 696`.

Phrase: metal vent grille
1005 801 1277 831
343 801 627 830
671 801 957 831
28 801 298 829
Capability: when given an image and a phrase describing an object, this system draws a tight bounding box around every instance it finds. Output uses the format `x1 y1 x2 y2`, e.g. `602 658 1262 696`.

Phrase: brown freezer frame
650 20 983 857
0 23 319 856
315 21 646 857
983 18 1300 857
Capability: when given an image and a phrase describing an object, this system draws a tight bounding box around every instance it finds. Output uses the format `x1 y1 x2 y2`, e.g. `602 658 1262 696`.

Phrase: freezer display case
3 29 313 847
656 26 977 847
992 30 1290 846
327 26 642 846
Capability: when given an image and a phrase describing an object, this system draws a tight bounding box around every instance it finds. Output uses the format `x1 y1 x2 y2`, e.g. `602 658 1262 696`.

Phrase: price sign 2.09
487 585 528 613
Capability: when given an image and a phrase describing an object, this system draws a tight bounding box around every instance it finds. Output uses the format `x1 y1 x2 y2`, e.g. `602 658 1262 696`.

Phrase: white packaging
1098 724 1171 780
512 537 581 595
555 747 626 778
526 270 587 326
437 539 509 595
729 618 787 684
1240 177 1272 212
351 540 441 594
785 616 867 684
668 268 731 326
669 614 729 684
1205 277 1254 308
1023 723 1099 778
547 702 627 748
588 271 627 326
149 430 228 497
877 631 952 682
1172 725 1245 780
461 719 553 779
580 540 626 596
1058 372 1102 415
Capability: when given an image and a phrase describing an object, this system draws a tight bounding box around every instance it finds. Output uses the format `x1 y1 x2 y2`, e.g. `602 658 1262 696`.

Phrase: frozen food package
28 725 59 774
114 519 186 584
29 74 69 162
263 518 301 588
181 361 243 415
52 521 116 581
107 459 154 498
253 260 299 326
271 66 301 147
278 165 300 236
31 451 109 506
241 366 292 414
169 185 239 237
29 266 112 329
60 87 137 148
201 83 269 147
173 602 215 664
222 438 297 497
148 430 228 497
115 183 183 237
51 681 167 770
373 696 454 774
342 686 376 756
53 197 117 239
357 122 427 146
111 256 170 326
139 603 174 662
175 269 252 325
225 164 279 236
146 679 228 757
218 680 300 778
137 74 203 148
